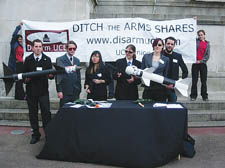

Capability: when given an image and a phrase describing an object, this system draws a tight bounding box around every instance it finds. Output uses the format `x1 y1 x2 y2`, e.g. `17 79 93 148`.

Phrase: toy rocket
125 65 190 97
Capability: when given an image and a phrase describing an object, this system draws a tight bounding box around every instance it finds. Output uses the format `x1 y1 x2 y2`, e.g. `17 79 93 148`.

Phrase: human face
91 54 100 64
67 44 77 56
32 42 43 56
198 32 205 41
18 37 23 45
125 47 135 60
165 39 175 53
154 41 163 53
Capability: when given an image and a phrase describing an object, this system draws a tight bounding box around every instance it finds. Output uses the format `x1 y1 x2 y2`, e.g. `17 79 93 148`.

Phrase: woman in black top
113 44 141 100
84 51 111 101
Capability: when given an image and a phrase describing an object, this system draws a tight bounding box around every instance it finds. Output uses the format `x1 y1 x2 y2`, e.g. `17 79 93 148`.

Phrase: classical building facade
0 0 225 98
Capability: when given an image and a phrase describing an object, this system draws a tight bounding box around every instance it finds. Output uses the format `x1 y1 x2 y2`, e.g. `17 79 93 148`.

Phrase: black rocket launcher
0 63 81 95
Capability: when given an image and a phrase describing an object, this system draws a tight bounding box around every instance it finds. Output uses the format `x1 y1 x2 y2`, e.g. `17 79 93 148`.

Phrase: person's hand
57 92 63 99
196 60 200 64
24 77 30 83
117 72 122 78
93 79 104 84
166 84 174 89
48 74 54 79
85 85 91 93
127 76 134 83
19 21 23 26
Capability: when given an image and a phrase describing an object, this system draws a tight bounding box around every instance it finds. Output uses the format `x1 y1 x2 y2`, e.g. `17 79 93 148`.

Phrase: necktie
36 57 39 62
70 57 73 65
128 61 131 66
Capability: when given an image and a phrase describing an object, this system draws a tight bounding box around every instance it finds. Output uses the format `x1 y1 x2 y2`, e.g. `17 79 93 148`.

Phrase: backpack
181 134 196 158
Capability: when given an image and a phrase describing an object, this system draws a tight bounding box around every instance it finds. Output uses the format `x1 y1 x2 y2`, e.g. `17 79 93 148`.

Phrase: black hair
88 50 104 74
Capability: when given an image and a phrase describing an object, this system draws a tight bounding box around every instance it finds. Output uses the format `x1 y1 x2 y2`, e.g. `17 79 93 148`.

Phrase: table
37 100 187 168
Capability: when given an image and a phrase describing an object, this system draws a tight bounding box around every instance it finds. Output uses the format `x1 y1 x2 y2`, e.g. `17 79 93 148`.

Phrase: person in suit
113 44 141 100
23 39 54 144
162 36 188 102
84 50 111 101
141 38 169 102
55 40 81 107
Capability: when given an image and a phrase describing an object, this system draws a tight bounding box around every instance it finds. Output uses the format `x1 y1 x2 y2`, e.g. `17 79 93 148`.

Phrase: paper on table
166 104 183 108
153 103 167 107
86 103 112 108
70 104 84 108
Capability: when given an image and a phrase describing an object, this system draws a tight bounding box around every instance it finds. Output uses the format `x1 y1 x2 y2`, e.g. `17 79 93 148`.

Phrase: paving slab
0 126 225 168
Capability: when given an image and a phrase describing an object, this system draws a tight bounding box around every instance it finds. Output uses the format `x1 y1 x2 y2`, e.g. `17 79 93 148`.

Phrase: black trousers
142 83 167 102
15 62 25 100
190 63 208 99
27 93 51 137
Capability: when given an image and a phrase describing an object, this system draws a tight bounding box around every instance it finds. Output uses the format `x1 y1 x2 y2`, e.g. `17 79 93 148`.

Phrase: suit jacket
113 57 141 100
141 52 169 87
84 64 111 100
55 54 81 97
23 53 53 96
162 51 188 80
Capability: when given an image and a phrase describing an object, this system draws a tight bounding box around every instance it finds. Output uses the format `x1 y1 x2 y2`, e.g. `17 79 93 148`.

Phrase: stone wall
0 0 96 98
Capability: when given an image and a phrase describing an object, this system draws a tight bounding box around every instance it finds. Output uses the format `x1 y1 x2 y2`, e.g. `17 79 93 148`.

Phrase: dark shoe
30 136 40 144
203 98 209 101
190 98 196 101
107 95 114 99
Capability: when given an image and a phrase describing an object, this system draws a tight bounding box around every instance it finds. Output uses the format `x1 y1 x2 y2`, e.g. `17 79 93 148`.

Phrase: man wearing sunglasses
162 36 188 102
55 40 81 107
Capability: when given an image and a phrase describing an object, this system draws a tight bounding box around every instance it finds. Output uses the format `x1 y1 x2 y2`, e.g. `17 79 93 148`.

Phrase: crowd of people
7 23 210 144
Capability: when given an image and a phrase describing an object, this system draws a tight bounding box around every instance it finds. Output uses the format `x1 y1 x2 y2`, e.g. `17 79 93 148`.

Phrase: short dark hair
152 38 164 48
197 30 205 35
165 36 177 45
16 35 23 42
126 44 136 52
66 40 77 49
32 39 42 46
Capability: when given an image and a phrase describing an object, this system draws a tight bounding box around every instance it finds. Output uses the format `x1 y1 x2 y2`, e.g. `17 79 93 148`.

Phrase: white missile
125 65 190 97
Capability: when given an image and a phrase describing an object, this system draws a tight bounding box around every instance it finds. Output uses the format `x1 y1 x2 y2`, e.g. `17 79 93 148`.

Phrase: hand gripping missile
125 65 190 97
0 63 81 95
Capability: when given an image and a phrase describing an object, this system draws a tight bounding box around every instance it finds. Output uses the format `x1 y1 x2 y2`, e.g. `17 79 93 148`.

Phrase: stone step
188 121 225 128
1 120 225 128
188 110 225 122
1 97 225 110
0 109 58 121
1 108 225 126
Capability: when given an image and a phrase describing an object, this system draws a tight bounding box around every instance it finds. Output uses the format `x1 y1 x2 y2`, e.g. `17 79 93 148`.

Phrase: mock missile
0 63 81 95
125 65 190 97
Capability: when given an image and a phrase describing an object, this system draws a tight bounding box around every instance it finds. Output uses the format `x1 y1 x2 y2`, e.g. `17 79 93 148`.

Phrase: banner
22 18 197 63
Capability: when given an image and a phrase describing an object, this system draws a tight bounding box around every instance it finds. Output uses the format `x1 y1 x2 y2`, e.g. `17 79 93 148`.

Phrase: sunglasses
68 47 76 51
125 50 134 54
157 43 162 47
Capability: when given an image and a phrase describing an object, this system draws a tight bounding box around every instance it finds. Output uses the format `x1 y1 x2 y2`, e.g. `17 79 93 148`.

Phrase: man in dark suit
55 41 81 107
23 39 54 144
113 44 141 100
162 36 188 102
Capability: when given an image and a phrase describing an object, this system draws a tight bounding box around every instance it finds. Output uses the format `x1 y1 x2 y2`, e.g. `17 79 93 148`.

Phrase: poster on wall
22 18 197 63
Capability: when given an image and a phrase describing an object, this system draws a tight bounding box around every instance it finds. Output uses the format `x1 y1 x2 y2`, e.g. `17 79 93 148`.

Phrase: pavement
0 126 225 168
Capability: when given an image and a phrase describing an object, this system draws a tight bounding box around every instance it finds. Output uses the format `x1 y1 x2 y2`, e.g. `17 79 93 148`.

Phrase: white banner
22 18 197 63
